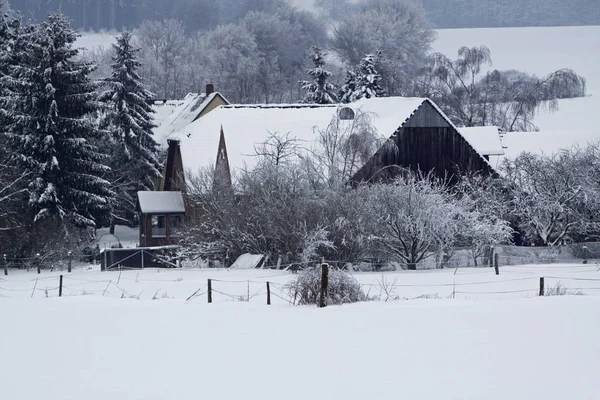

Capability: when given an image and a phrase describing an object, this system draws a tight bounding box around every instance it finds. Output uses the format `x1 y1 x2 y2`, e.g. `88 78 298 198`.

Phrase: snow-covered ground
75 30 118 51
2 263 599 302
0 269 598 400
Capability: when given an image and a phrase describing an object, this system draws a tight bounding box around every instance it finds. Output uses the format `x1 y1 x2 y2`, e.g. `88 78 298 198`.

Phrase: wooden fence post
59 275 63 297
103 280 111 296
207 279 212 303
31 278 38 298
266 281 271 305
67 251 72 273
318 263 329 308
494 253 499 275
3 254 7 276
539 277 545 296
36 253 41 274
489 246 494 268
141 249 144 269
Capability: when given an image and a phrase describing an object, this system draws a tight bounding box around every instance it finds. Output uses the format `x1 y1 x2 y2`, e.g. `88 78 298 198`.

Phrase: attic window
338 107 355 120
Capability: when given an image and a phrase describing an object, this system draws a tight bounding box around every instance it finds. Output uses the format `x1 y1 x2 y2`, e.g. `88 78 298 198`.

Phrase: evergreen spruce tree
339 69 357 104
340 53 386 103
99 31 161 226
3 13 112 229
299 45 338 104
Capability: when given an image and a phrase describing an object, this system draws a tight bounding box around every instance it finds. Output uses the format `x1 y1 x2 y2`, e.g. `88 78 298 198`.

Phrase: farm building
135 191 185 247
162 96 495 192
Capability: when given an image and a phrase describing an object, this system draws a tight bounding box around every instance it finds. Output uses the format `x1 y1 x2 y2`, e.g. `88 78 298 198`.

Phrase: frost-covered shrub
545 282 584 296
287 266 365 305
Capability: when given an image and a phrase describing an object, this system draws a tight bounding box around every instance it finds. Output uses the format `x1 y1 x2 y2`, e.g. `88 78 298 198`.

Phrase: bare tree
364 176 466 269
420 45 586 131
501 151 584 246
308 110 382 187
137 19 187 99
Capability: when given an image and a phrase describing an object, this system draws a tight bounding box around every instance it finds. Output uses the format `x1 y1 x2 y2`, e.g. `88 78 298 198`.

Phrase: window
338 107 355 120
151 215 166 237
170 215 182 237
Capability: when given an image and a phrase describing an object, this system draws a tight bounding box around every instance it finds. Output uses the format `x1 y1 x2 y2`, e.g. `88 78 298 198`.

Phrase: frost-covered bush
287 266 365 305
545 282 583 296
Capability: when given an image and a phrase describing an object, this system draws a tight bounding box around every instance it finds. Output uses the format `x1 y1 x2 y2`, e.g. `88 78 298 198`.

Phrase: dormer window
338 107 355 120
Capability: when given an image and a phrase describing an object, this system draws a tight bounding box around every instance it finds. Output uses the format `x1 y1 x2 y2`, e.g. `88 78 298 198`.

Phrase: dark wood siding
163 141 184 192
352 100 495 183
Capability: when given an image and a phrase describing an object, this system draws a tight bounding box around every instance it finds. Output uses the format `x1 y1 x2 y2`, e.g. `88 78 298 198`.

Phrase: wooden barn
161 97 495 192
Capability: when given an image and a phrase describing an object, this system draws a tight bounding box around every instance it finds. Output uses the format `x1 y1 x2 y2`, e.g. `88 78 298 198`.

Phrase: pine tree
339 69 357 104
340 53 386 103
3 13 112 229
299 45 338 104
99 31 161 226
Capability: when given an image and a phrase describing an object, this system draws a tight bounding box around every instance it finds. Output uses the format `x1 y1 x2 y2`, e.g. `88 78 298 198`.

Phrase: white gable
458 126 505 156
170 97 429 176
137 191 185 214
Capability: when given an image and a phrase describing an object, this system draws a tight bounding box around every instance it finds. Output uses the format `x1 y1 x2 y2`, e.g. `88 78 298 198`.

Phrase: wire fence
1 264 599 303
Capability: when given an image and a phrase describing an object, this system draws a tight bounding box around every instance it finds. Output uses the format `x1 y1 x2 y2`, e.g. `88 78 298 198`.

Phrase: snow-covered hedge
287 266 365 305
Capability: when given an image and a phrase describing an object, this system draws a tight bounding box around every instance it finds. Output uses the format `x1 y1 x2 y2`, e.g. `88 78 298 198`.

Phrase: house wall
195 94 228 121
352 101 494 183
139 212 183 247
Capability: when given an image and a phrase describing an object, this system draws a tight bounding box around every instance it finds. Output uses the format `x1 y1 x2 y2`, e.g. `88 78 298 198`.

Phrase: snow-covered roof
151 99 186 130
153 92 227 147
458 126 505 156
137 191 185 214
488 130 600 169
170 97 440 175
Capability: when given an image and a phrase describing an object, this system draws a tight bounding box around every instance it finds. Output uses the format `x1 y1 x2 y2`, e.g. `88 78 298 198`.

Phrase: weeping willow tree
419 45 586 131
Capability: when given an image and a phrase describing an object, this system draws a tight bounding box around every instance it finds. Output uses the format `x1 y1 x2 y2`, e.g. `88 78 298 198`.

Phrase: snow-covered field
2 263 600 301
1 265 599 400
433 26 600 132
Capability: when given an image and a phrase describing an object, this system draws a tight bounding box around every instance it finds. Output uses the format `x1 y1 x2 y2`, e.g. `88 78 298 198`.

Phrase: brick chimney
205 83 214 95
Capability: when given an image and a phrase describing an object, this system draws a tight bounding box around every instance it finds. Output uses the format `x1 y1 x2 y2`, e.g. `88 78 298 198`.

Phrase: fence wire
1 261 600 301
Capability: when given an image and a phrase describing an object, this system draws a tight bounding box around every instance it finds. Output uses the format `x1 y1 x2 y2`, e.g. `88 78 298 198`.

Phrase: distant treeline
11 0 600 32
422 0 600 28
11 0 285 31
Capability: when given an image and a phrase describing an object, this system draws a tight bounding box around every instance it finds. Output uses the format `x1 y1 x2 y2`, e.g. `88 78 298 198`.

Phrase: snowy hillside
433 26 600 132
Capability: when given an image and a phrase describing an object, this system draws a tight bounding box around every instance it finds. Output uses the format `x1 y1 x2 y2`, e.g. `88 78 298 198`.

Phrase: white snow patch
76 31 118 51
230 253 265 269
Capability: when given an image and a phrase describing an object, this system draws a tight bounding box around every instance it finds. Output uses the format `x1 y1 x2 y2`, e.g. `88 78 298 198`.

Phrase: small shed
136 191 185 247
